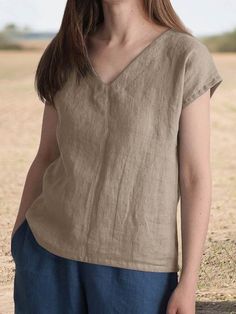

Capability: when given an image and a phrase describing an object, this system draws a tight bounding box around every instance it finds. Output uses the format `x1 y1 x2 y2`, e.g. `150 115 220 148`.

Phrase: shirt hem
26 218 180 273
182 74 223 109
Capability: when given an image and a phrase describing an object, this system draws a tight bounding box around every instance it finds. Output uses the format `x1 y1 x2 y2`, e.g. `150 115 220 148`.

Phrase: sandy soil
0 46 235 313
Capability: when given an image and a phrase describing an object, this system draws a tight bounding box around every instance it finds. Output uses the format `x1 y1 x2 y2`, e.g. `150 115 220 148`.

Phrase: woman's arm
178 89 212 291
11 102 59 238
167 89 212 314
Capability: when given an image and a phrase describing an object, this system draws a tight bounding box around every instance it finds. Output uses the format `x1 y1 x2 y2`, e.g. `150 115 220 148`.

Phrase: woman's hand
166 282 196 314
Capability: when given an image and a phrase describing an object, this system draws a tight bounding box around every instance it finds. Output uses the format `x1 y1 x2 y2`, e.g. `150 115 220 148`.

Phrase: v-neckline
86 28 173 88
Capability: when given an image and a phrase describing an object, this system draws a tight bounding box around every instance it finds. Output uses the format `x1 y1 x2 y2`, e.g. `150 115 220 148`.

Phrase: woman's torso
25 28 205 272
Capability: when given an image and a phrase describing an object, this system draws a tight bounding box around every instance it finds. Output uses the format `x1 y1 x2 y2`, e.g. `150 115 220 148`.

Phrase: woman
10 0 223 313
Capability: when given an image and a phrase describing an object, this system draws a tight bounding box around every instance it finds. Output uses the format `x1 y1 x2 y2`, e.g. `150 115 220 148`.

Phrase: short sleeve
182 39 223 109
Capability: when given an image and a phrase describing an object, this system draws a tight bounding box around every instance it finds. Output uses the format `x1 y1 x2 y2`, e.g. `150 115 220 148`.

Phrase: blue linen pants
11 219 178 314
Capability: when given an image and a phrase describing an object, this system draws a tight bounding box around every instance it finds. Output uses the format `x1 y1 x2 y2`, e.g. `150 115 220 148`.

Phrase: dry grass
0 43 235 313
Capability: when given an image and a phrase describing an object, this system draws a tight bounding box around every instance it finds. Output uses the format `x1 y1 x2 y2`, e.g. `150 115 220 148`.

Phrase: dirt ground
0 45 235 313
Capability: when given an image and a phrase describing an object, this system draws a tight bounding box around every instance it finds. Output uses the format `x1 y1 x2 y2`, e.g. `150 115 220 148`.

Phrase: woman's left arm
167 89 212 314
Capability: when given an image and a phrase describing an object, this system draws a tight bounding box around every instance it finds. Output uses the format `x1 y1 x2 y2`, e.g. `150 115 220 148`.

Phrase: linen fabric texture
25 28 223 272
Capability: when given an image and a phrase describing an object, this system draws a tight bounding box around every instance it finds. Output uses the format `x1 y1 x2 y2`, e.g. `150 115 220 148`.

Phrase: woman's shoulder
169 29 211 58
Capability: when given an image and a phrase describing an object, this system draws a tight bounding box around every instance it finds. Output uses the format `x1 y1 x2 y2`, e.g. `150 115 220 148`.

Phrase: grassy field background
0 42 235 313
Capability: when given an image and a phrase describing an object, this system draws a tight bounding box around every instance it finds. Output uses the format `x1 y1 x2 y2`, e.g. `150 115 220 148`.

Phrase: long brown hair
35 0 192 106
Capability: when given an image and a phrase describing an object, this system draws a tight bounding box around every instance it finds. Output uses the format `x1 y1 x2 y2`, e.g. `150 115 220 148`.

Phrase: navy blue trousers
11 219 178 314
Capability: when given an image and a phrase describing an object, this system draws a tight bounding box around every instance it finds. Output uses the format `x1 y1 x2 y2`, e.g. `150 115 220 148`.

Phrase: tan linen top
25 28 223 272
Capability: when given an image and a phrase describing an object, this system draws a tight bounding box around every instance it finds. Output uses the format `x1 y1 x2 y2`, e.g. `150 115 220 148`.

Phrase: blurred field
0 41 235 313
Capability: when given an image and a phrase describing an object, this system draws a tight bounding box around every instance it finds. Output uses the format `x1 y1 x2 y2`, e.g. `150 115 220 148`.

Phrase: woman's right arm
11 102 59 238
